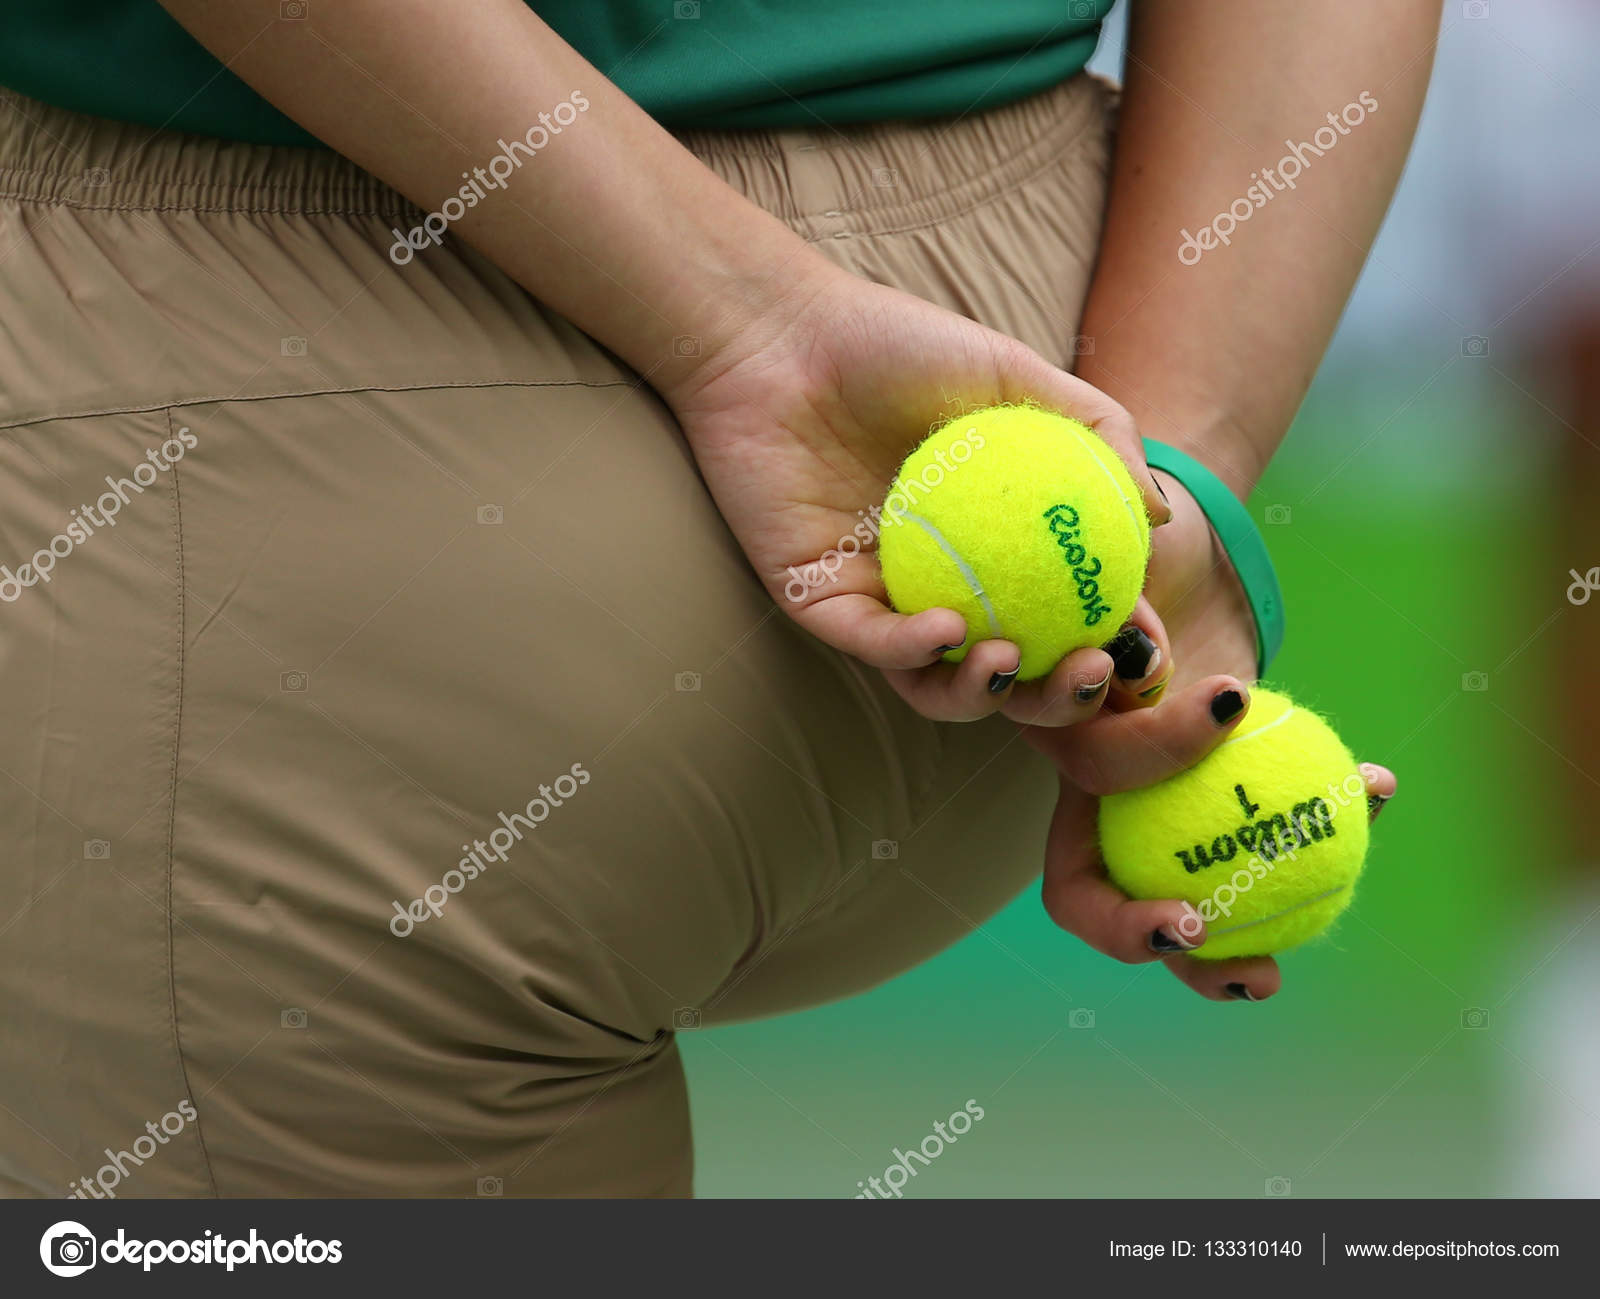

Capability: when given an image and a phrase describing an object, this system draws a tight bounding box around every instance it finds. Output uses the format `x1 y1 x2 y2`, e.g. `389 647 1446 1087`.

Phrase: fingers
999 646 1114 727
794 593 968 671
1043 837 1285 1000
1040 779 1285 1000
791 586 1037 721
1040 777 1209 964
1103 598 1174 709
1361 760 1397 821
881 636 1028 722
1165 954 1283 1003
810 583 1143 726
1023 674 1251 796
885 629 1169 728
876 592 1176 727
1064 754 1389 1004
1000 351 1172 528
1042 873 1209 965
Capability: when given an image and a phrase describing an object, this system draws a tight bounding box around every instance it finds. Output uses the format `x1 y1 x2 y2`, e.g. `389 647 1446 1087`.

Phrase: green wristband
1142 438 1285 678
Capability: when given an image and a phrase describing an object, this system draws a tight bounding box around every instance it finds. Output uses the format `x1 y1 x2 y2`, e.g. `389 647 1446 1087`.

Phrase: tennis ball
1098 689 1370 961
878 405 1150 680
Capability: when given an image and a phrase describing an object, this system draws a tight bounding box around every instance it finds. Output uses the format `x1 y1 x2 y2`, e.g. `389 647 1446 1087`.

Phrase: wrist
1144 441 1285 677
647 236 850 411
1144 411 1269 502
1070 361 1271 500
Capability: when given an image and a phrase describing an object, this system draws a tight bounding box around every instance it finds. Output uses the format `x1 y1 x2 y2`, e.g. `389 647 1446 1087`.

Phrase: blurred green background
683 3 1599 1198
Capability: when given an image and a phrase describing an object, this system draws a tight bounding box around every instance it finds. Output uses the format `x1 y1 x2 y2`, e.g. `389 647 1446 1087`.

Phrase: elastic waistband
0 89 411 215
676 74 1110 238
0 73 1108 224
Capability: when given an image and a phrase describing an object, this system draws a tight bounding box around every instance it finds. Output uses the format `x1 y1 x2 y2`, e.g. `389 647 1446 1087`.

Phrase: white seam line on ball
1068 421 1145 540
1204 884 1349 937
900 509 1002 640
1216 706 1298 749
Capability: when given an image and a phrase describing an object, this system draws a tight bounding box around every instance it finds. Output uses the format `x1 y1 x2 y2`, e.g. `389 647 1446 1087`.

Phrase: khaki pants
0 75 1113 1197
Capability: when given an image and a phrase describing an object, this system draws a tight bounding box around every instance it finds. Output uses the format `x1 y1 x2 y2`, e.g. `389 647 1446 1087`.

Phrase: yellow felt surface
1098 689 1370 960
878 406 1150 680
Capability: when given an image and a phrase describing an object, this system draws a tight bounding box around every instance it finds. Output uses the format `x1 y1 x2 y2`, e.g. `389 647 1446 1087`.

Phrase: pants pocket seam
160 405 221 1198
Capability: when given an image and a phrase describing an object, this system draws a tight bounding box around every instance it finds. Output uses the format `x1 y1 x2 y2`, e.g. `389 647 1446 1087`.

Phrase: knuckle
1094 930 1143 964
1039 878 1075 932
1086 396 1138 440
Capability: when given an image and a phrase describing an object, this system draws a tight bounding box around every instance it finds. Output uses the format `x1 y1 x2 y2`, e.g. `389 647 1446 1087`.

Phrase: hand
1083 460 1257 717
1025 469 1397 999
1028 678 1397 1000
664 265 1173 723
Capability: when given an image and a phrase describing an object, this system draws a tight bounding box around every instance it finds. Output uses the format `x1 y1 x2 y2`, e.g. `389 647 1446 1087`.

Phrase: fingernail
988 668 1019 695
1225 982 1259 1002
1148 928 1193 954
1075 674 1111 703
1107 626 1159 682
1209 689 1246 726
1138 679 1168 702
933 643 963 655
1368 793 1391 822
1153 475 1170 507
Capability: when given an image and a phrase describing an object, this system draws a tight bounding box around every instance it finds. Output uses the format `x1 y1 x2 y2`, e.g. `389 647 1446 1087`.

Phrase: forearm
157 0 834 396
1075 0 1441 496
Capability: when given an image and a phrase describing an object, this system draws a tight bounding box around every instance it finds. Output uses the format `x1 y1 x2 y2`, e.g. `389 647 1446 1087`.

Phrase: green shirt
0 1 1111 145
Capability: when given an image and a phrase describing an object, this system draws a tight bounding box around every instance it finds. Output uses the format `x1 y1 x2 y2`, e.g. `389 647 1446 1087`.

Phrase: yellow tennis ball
1099 689 1371 961
878 405 1150 681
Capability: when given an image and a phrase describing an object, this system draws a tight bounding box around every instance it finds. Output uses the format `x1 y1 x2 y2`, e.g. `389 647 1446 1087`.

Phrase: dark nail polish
1367 793 1391 822
988 669 1019 695
1148 929 1187 954
1107 626 1157 681
1139 680 1168 702
933 643 963 655
1153 476 1170 506
1075 676 1110 703
1210 689 1245 725
1225 982 1259 1002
